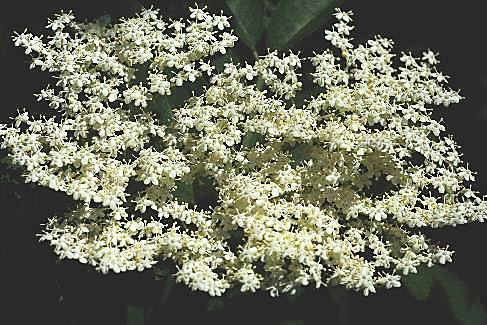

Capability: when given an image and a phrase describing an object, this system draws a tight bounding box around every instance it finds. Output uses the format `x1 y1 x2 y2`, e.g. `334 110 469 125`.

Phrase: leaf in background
294 85 323 107
280 320 304 325
147 80 198 126
146 94 173 125
403 266 434 301
434 267 487 325
328 286 351 325
153 267 171 280
207 297 224 312
193 175 218 210
225 0 265 53
242 131 264 148
266 0 342 49
173 180 194 204
286 286 305 303
263 0 278 29
127 305 144 325
211 48 241 73
95 14 111 27
157 276 175 308
405 266 487 325
291 143 313 162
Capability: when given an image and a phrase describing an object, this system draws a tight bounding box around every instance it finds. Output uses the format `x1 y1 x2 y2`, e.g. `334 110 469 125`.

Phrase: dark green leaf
173 180 194 204
146 94 173 125
403 266 434 301
294 85 323 107
286 286 305 303
434 267 487 325
242 131 264 148
266 0 342 49
207 297 224 311
153 267 171 280
262 0 276 30
211 48 241 73
147 81 197 125
193 175 218 210
226 0 265 53
291 143 313 162
95 14 111 27
158 276 175 307
406 266 487 325
280 320 304 325
467 300 487 325
127 305 144 325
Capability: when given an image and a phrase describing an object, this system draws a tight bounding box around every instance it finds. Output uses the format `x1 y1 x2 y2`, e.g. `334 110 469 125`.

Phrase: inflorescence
1 6 486 297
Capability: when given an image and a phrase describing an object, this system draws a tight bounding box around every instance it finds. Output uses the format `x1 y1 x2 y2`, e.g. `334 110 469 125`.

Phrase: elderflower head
1 7 486 297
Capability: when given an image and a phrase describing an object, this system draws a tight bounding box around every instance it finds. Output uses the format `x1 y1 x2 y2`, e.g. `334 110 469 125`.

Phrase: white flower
422 50 439 65
1 5 484 299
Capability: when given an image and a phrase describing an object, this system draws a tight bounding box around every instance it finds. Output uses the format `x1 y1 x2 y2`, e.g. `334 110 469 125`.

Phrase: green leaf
211 48 241 73
266 0 342 49
146 94 173 125
294 85 323 107
403 266 434 301
291 143 313 162
207 297 225 312
153 267 171 280
405 266 487 325
280 320 304 325
286 286 305 303
225 0 265 53
242 131 264 148
158 276 175 307
147 81 197 126
173 180 194 204
95 14 111 27
434 267 487 325
127 305 144 325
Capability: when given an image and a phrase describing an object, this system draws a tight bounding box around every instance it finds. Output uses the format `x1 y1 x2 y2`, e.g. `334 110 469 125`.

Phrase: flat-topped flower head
1 6 485 297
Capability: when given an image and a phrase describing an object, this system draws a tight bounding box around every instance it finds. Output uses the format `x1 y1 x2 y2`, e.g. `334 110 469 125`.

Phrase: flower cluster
1 6 486 297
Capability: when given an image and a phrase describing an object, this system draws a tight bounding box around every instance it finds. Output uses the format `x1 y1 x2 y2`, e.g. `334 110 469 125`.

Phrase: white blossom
1 6 485 298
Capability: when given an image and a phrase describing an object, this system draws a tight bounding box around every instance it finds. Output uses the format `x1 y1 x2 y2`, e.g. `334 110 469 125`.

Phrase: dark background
1 0 486 324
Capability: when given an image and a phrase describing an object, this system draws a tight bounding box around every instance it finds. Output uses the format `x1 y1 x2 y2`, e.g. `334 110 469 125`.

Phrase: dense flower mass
1 6 486 297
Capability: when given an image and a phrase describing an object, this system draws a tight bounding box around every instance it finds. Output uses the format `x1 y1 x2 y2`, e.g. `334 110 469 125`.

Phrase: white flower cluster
1 6 486 297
